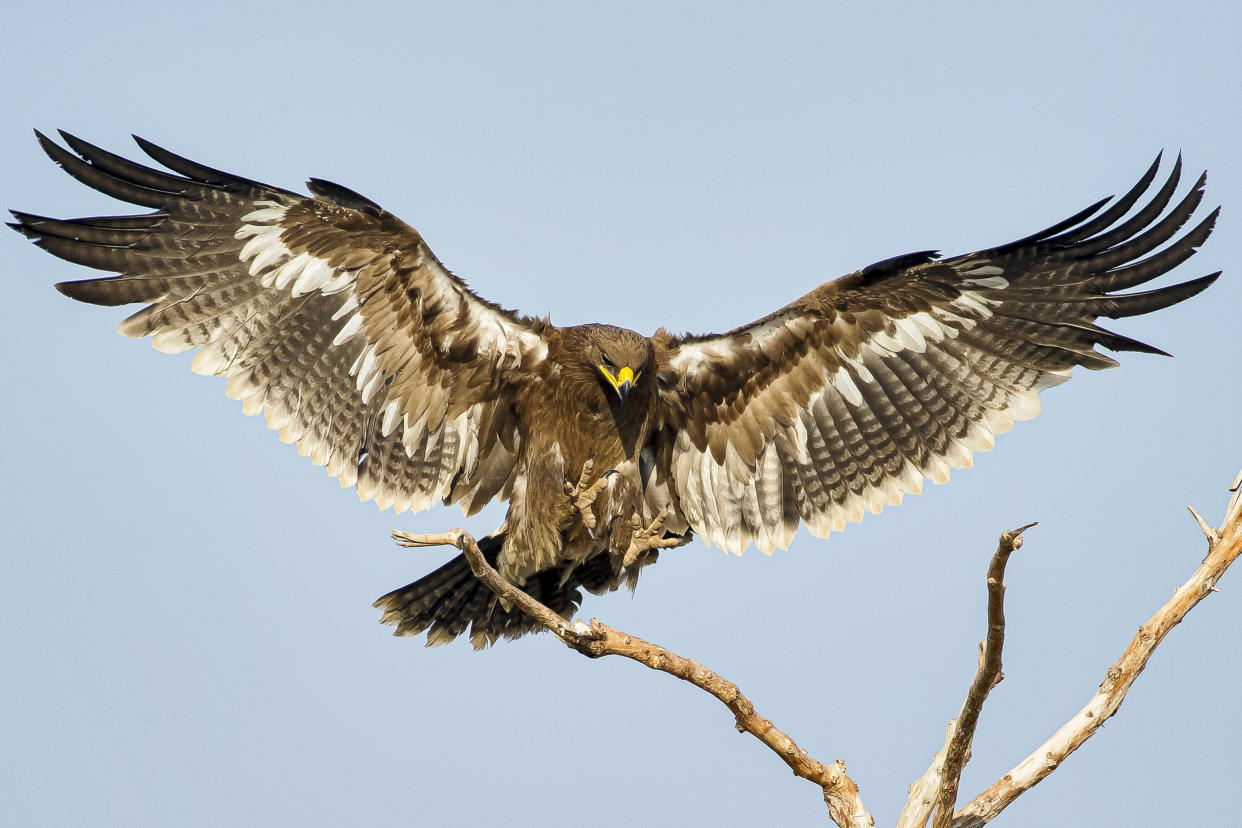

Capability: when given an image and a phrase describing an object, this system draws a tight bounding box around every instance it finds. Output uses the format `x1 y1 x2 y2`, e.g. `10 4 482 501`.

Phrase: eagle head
582 325 652 407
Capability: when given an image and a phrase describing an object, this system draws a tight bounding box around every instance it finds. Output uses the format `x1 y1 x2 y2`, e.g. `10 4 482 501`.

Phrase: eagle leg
623 507 689 568
564 458 609 533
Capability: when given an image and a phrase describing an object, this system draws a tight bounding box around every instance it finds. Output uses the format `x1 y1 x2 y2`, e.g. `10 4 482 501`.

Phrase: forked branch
949 469 1242 827
898 523 1036 828
392 467 1241 827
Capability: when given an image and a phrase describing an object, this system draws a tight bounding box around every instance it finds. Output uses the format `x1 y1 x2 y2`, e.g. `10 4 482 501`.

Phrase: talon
566 459 608 532
565 458 595 495
623 506 684 568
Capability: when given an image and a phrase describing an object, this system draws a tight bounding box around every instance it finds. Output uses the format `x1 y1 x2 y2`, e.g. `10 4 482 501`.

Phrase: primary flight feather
11 131 1219 647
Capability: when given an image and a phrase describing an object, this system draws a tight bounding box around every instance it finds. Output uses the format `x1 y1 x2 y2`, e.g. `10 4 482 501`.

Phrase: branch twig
392 528 874 828
897 523 1035 828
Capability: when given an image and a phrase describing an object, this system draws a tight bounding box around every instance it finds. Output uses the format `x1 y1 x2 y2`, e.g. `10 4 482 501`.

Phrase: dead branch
391 467 1241 827
898 722 957 828
950 470 1242 827
898 523 1035 828
392 527 874 828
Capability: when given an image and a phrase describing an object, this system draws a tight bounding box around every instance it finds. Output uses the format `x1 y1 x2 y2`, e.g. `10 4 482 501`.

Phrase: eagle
11 132 1219 648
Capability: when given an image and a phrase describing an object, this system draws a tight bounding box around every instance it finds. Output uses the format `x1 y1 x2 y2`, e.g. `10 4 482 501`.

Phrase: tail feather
373 532 591 649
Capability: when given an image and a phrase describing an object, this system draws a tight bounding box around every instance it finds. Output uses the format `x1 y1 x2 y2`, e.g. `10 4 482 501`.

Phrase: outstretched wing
11 131 548 515
653 156 1218 554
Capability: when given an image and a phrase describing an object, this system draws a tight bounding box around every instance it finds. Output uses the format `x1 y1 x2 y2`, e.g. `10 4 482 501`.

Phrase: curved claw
623 506 685 567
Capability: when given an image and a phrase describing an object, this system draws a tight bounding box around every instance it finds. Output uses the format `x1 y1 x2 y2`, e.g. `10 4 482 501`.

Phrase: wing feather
12 132 548 516
659 156 1218 554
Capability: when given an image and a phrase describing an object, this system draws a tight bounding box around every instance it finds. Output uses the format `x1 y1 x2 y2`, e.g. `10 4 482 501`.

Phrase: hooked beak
600 365 639 405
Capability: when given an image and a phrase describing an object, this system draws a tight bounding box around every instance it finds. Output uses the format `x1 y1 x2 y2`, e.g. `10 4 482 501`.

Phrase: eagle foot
623 507 685 568
564 458 608 532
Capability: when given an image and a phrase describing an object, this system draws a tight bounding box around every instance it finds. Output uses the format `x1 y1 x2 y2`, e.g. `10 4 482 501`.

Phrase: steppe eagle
11 132 1218 647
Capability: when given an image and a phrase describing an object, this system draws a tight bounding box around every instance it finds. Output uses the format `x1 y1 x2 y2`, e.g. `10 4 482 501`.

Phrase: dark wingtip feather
53 278 131 307
1128 341 1173 358
56 130 186 194
131 134 300 197
131 134 180 163
307 177 384 216
1042 152 1172 249
56 128 83 148
131 133 237 186
1092 205 1220 295
1145 150 1164 182
1102 272 1221 321
994 196 1111 254
33 129 61 162
1091 323 1174 357
859 250 941 284
54 280 95 300
1168 270 1221 301
1124 340 1173 358
31 131 172 208
8 210 45 237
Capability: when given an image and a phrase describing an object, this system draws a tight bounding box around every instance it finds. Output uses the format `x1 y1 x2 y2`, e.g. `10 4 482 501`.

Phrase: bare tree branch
898 722 956 828
951 469 1242 827
899 523 1035 828
392 467 1240 827
932 523 1033 826
392 528 875 828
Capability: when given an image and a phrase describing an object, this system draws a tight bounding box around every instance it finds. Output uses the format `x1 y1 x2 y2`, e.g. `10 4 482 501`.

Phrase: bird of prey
11 132 1219 648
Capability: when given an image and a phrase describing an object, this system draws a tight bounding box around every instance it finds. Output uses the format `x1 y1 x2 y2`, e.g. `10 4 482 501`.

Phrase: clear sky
3 2 1239 826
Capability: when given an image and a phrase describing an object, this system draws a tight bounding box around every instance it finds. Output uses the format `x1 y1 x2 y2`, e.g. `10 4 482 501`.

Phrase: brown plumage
11 132 1221 647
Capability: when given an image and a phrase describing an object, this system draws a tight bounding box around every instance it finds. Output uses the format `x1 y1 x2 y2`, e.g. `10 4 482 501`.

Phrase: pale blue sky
3 2 1240 826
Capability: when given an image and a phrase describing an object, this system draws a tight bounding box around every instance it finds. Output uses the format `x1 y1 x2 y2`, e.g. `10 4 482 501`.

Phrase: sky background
3 2 1240 826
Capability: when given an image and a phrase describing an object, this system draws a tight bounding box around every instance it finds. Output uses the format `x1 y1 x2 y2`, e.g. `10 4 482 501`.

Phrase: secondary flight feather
11 131 1219 647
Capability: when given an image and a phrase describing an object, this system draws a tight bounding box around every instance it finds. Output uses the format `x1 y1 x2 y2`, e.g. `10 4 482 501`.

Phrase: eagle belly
499 435 649 586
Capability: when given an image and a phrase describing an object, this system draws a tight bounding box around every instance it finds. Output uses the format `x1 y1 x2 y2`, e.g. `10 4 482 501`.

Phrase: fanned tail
373 531 617 649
